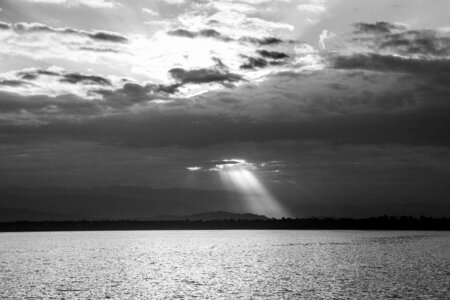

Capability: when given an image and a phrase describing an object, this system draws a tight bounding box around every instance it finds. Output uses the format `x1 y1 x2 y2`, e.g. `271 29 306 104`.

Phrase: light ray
215 159 288 218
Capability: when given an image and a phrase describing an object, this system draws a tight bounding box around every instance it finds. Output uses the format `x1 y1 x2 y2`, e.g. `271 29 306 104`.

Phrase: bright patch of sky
0 0 449 118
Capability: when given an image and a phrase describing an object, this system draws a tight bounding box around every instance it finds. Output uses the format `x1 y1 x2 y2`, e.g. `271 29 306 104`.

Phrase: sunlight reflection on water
0 230 449 299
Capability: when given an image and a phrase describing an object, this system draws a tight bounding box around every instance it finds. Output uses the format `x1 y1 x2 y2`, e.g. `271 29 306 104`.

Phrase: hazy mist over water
1 230 449 299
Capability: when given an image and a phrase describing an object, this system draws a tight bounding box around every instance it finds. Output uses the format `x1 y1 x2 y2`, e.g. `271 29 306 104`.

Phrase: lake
0 230 449 299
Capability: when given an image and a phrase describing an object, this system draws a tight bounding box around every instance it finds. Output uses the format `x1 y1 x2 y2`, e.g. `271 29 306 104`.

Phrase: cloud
4 58 448 147
256 50 289 59
167 28 197 38
331 53 450 74
0 22 10 30
189 159 256 172
240 57 268 69
199 28 227 39
167 28 232 41
380 30 450 57
1 16 449 151
0 80 29 87
0 21 128 43
0 67 118 100
87 31 128 43
167 28 289 46
187 166 201 171
18 68 111 84
240 36 284 45
94 83 154 106
0 64 449 150
0 80 177 124
142 8 158 16
1 62 448 148
1 101 448 149
60 73 112 85
351 22 450 57
209 159 243 166
169 67 242 84
297 4 326 14
1 0 449 215
22 0 119 8
93 81 182 109
319 29 335 50
0 91 101 117
17 68 60 80
354 22 407 34
79 46 120 53
1 2 298 96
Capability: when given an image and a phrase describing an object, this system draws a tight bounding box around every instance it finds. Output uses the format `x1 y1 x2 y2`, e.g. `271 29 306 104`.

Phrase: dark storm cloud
167 28 232 41
97 111 450 148
353 21 406 34
240 50 289 69
2 66 449 148
61 73 111 86
15 68 113 86
17 69 60 80
167 28 197 38
79 46 120 53
153 83 181 94
257 50 289 59
209 160 242 166
331 53 450 74
37 70 60 76
352 22 450 57
0 91 100 115
1 21 449 150
0 81 175 118
240 56 268 69
380 30 450 56
94 83 151 105
1 101 448 148
94 82 179 107
87 31 128 43
331 23 450 93
169 67 242 84
0 80 29 87
1 21 128 43
240 36 284 45
167 28 288 46
200 29 226 39
0 22 11 30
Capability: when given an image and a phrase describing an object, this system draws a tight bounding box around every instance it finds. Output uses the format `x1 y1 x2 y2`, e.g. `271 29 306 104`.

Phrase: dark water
0 230 449 299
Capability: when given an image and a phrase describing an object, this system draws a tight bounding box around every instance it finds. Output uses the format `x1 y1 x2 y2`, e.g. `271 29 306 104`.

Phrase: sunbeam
190 159 289 218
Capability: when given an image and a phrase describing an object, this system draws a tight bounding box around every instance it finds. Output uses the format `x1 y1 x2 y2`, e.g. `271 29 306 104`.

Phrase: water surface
1 230 449 299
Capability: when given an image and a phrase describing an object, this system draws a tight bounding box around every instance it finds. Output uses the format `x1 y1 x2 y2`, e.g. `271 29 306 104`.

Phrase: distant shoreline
1 216 449 232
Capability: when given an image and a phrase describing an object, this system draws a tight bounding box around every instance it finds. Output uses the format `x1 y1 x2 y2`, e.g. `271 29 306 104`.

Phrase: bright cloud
318 29 335 49
23 0 119 8
142 8 158 16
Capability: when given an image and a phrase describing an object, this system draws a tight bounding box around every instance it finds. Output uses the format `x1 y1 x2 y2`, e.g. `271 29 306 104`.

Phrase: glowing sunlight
189 159 288 218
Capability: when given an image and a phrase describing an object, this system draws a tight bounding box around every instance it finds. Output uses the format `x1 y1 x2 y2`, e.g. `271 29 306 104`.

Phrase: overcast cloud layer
0 0 449 217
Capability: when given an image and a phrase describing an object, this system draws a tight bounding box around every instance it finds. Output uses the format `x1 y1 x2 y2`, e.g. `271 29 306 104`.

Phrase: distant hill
0 207 90 222
152 211 269 221
0 186 248 220
0 207 266 222
1 186 449 221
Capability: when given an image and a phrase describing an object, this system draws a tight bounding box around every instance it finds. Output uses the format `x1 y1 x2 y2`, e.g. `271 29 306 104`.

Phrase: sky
0 0 449 218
